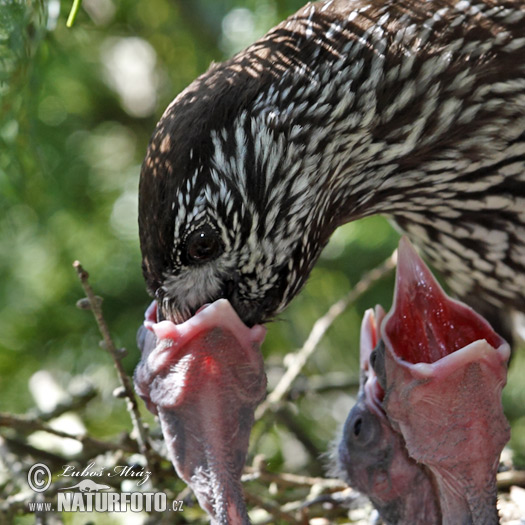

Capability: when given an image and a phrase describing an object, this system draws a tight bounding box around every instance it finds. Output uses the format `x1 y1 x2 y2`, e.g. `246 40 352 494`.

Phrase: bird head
138 44 338 326
135 299 267 523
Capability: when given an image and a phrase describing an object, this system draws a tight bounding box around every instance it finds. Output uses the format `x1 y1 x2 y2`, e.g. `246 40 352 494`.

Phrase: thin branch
66 0 83 27
279 487 363 516
497 469 525 490
257 250 397 418
244 491 300 524
243 465 347 492
1 433 73 468
0 412 133 454
72 261 150 459
243 457 359 523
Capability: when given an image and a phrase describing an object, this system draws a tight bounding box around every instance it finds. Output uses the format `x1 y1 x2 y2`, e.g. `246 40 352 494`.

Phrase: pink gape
339 237 510 525
135 299 267 525
338 306 440 524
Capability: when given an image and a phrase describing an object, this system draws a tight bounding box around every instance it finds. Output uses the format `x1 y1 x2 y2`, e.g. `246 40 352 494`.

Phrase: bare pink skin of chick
337 305 441 525
135 299 267 525
377 237 510 525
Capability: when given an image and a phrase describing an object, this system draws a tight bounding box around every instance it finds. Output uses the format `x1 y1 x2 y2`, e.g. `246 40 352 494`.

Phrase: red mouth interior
384 238 501 364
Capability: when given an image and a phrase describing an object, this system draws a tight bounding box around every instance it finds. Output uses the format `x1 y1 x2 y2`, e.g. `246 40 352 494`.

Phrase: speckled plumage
139 0 525 329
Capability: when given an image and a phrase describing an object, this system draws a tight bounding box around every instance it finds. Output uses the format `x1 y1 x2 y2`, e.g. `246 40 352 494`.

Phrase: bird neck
229 0 523 229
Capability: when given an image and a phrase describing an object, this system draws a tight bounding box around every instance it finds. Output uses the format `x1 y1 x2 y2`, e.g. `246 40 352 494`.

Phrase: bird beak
337 305 440 524
379 236 510 523
382 236 507 365
134 299 267 523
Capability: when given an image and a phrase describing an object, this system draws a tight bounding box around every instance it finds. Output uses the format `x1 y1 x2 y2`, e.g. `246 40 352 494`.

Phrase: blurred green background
1 0 525 519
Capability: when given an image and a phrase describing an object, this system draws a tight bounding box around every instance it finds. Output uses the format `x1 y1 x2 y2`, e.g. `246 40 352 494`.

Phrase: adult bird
139 0 525 337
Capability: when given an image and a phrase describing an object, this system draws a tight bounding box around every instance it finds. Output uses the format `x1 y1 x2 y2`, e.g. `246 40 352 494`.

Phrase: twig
243 465 347 492
1 433 74 468
244 490 300 524
243 457 358 523
72 261 150 459
279 487 361 515
257 250 397 418
66 0 82 27
497 470 525 490
0 412 134 454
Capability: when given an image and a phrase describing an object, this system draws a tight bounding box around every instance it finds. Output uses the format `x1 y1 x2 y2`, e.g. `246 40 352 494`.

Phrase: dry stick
279 488 359 515
243 490 300 524
0 412 131 454
497 470 525 490
244 458 357 523
243 466 347 492
72 261 150 458
256 250 397 419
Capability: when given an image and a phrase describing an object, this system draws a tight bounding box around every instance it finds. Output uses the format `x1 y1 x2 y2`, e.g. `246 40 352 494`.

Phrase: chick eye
185 227 223 264
353 417 362 437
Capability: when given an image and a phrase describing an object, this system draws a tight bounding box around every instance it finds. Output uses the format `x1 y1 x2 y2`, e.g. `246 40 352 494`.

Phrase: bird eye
353 417 362 437
185 227 223 264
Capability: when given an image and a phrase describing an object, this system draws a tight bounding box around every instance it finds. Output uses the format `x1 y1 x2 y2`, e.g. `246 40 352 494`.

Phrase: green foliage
0 0 242 415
